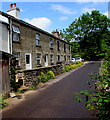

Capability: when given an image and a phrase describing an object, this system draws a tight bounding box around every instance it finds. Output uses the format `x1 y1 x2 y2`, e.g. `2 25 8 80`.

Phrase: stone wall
16 64 64 87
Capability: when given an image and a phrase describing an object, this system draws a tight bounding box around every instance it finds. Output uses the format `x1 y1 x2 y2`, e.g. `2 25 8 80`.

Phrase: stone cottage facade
0 3 71 70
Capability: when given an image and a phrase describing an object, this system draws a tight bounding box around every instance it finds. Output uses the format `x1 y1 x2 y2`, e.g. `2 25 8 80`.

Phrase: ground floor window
50 54 54 63
36 53 41 65
13 53 20 65
64 55 66 61
58 55 60 61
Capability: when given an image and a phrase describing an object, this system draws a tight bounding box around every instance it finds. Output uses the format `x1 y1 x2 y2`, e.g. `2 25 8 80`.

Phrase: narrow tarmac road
2 61 101 118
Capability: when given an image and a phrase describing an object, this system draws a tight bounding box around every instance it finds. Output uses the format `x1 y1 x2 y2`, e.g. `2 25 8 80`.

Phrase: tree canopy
62 10 110 60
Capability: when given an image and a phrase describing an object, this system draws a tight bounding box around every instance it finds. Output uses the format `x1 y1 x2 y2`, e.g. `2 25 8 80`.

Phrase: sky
0 0 110 33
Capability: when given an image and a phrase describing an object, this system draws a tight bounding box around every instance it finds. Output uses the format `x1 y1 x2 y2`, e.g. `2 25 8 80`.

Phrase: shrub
74 60 110 120
0 96 8 109
64 65 71 72
38 71 55 83
38 72 47 83
46 71 55 80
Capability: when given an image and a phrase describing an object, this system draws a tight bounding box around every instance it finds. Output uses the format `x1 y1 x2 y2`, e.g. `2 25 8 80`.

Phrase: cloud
51 4 74 15
24 17 52 31
59 16 68 21
82 8 96 13
103 11 108 17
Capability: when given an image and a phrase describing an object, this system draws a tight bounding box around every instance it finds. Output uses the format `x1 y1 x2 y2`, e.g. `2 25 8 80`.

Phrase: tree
62 10 110 60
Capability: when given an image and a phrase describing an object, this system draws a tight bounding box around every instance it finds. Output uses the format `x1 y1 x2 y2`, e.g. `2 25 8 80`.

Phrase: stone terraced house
0 3 71 70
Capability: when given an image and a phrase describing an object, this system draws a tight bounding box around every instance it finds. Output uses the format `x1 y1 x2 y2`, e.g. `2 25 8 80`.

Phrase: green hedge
64 61 84 72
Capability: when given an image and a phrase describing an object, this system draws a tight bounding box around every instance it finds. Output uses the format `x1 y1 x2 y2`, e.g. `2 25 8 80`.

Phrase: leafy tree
62 10 110 60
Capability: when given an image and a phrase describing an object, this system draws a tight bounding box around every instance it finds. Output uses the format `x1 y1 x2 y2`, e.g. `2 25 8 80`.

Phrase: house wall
12 20 71 70
0 22 10 53
0 51 15 95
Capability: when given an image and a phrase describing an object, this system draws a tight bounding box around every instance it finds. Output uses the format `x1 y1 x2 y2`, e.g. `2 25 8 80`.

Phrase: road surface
2 62 100 118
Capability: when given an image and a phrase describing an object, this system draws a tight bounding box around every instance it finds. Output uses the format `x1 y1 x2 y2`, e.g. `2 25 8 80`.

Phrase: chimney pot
14 3 16 8
10 4 13 9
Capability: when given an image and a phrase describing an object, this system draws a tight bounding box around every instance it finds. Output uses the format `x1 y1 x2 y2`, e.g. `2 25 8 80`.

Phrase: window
57 41 60 51
58 55 60 61
36 53 41 65
64 44 66 52
13 53 20 65
49 39 53 48
12 25 20 41
64 55 66 61
68 56 70 61
26 55 30 64
36 34 40 46
50 54 54 63
69 45 71 52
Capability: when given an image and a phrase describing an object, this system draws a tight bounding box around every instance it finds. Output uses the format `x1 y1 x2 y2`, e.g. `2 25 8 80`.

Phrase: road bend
2 61 101 118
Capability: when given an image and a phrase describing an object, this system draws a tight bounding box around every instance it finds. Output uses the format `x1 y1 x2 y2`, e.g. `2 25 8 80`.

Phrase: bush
46 71 55 80
38 71 55 83
74 60 110 120
64 65 71 72
38 72 47 83
0 96 8 109
64 62 83 72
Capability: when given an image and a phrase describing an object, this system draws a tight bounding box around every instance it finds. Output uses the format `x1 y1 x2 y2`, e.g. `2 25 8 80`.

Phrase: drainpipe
8 17 12 54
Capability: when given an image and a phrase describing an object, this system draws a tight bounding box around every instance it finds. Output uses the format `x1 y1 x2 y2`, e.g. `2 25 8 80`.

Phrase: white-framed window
36 53 41 65
12 25 20 41
36 34 40 46
50 54 54 63
49 39 53 48
13 53 20 65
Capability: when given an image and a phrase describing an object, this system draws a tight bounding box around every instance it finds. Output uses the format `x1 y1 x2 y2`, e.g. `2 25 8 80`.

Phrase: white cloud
59 16 68 21
82 8 96 13
24 17 52 31
103 11 108 17
51 4 74 15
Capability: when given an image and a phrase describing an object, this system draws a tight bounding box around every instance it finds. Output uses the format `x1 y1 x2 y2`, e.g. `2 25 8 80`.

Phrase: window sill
36 45 41 47
50 47 53 50
13 41 21 44
37 64 42 67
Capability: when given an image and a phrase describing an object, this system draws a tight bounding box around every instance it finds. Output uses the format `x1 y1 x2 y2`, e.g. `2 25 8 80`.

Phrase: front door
44 54 48 67
25 53 32 69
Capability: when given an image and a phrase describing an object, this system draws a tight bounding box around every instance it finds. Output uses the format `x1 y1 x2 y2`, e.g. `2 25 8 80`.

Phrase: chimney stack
7 3 20 19
10 4 13 9
52 29 62 39
13 3 16 8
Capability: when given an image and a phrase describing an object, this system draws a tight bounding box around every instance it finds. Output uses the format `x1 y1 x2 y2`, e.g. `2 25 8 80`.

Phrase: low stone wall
16 64 64 87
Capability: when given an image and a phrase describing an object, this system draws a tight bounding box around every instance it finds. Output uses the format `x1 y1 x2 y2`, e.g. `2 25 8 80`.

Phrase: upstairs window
49 39 53 48
57 41 60 51
36 53 41 65
69 45 71 52
64 55 66 61
12 25 20 41
64 44 66 52
50 54 54 63
36 34 40 46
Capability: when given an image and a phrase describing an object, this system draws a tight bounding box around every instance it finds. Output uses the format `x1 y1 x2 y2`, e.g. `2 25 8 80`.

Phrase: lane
2 62 101 118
